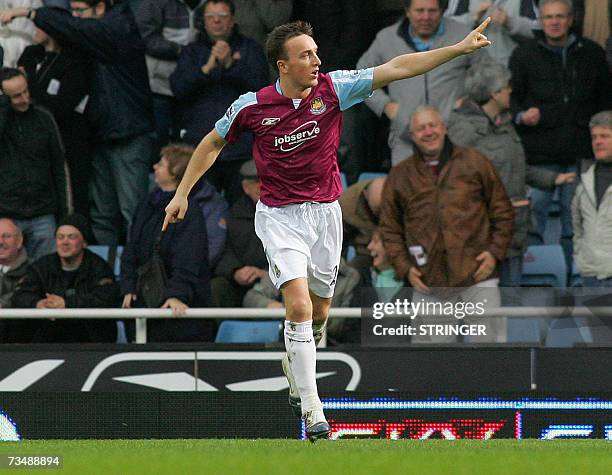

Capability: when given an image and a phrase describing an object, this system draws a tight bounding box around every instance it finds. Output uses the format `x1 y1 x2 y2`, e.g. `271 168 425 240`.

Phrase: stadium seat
545 317 593 347
507 318 541 343
570 260 583 287
340 172 348 190
215 320 283 343
357 172 387 182
521 245 567 287
88 245 110 261
347 245 356 262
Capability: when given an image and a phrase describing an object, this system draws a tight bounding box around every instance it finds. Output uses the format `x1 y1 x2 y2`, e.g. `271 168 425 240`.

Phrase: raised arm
163 129 227 230
372 18 491 90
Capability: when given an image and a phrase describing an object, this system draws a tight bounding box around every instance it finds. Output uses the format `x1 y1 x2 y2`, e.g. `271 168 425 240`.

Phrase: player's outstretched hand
163 194 189 231
458 17 492 54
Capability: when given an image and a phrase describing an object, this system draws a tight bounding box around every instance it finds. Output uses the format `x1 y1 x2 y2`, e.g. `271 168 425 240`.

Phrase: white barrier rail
1 307 611 343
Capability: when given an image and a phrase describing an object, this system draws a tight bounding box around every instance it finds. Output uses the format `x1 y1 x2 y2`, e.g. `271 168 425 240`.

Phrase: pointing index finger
476 17 491 33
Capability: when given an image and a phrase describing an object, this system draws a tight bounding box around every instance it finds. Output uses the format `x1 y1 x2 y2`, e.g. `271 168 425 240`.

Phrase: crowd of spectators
0 0 611 344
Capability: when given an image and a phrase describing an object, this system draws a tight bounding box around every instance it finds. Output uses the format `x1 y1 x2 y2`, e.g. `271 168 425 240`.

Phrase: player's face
540 1 573 44
406 0 443 40
592 126 612 162
279 34 321 90
1 75 31 113
368 232 391 271
0 219 22 265
410 110 447 158
56 225 87 260
204 2 234 41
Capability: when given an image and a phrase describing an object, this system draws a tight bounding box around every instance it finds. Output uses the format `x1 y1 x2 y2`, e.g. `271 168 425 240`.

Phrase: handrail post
136 317 147 343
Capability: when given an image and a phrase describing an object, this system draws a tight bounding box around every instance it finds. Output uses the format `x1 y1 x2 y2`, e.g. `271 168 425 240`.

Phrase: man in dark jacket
12 214 119 342
170 0 268 204
18 28 93 218
0 67 69 260
1 1 156 245
212 160 267 306
509 0 612 266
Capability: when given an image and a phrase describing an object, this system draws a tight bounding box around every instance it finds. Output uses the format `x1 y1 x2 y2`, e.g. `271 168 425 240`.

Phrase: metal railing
1 307 611 343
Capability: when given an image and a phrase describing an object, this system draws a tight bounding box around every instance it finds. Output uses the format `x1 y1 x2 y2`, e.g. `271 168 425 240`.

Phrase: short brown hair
160 143 194 183
265 21 313 72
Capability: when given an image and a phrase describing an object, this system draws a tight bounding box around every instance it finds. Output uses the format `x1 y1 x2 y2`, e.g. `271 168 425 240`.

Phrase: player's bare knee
285 298 313 322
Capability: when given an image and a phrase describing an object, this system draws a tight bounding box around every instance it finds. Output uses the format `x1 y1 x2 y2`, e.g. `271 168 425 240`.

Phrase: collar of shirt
409 21 445 52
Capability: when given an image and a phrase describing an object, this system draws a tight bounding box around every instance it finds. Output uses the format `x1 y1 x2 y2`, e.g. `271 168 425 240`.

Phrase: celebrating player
163 18 492 442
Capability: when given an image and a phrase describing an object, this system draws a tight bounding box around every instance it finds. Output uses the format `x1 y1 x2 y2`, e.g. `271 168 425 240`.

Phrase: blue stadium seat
545 317 593 347
340 172 348 190
347 245 356 262
357 172 387 182
570 260 583 287
88 245 110 261
507 318 541 343
521 245 567 287
215 320 283 343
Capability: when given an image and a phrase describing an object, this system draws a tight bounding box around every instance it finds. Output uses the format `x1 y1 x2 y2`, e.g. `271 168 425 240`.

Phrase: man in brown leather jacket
379 106 514 342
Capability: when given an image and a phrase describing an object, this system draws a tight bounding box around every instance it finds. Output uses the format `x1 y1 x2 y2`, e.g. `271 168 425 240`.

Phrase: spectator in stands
572 111 612 287
243 257 359 344
339 177 386 273
357 0 487 165
0 218 29 308
570 0 610 48
509 0 612 268
11 214 118 343
233 0 292 50
170 0 268 204
0 0 156 245
0 67 69 260
448 61 575 287
137 0 205 153
380 106 513 342
163 143 228 267
212 160 267 307
120 143 212 342
0 218 30 342
18 28 93 218
445 0 540 65
0 0 41 67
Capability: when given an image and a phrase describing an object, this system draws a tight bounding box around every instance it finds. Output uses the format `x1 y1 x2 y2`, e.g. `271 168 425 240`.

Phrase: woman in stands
120 144 213 342
447 61 575 288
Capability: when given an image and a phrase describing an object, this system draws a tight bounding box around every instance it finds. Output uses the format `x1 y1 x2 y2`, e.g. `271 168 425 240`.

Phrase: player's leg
310 289 332 346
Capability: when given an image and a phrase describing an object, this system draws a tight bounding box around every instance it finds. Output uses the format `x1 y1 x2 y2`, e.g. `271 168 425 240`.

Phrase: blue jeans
89 133 153 245
14 214 56 260
528 164 576 268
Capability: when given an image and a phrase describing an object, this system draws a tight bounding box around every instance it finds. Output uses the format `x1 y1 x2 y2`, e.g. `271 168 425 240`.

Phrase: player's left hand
473 251 496 282
458 17 492 54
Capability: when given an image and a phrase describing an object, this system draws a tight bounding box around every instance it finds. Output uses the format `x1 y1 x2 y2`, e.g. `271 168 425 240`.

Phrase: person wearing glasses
170 0 268 205
508 0 612 270
0 0 156 247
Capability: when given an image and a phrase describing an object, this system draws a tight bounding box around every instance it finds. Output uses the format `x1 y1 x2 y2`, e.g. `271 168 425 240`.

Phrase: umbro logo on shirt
261 117 281 126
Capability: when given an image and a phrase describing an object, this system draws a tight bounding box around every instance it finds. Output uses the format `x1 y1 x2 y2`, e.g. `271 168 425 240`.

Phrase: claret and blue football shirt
215 68 374 207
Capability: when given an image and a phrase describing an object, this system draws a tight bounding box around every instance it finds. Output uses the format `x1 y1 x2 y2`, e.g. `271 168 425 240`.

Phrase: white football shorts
254 200 342 298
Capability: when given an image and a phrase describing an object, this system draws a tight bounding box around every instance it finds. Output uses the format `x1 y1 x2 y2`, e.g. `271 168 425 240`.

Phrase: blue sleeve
329 68 374 111
214 91 258 141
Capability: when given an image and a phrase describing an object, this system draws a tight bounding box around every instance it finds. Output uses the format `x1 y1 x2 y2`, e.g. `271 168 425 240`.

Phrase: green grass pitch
0 439 610 475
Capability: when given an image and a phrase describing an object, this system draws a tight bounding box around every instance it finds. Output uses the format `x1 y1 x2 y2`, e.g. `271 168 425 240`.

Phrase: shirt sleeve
329 68 374 111
214 91 258 144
